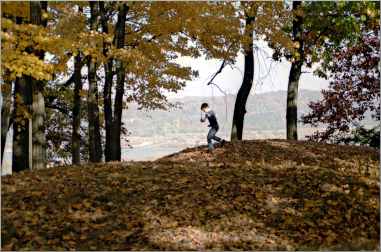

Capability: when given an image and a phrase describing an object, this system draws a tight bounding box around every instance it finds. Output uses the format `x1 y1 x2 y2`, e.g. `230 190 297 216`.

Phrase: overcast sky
172 40 329 98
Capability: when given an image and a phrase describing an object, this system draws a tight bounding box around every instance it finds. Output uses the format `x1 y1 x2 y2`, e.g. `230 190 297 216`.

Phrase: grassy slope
1 140 380 250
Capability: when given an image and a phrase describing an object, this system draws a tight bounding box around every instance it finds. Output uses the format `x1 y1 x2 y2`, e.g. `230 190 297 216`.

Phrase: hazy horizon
170 40 329 98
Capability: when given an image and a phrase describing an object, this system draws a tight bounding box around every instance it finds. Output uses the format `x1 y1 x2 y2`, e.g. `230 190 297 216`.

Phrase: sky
171 40 329 98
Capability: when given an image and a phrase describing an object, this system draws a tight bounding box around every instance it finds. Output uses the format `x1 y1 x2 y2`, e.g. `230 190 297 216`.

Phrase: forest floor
1 140 380 250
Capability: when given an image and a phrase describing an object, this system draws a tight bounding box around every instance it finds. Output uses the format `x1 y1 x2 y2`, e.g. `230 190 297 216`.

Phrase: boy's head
201 102 209 112
201 103 209 112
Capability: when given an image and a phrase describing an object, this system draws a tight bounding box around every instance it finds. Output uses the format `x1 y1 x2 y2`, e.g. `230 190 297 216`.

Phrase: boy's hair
201 103 209 110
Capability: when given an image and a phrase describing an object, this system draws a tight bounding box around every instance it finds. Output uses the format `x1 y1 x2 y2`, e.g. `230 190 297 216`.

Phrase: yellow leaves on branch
1 1 30 19
3 52 54 81
1 1 294 91
1 18 61 80
54 11 86 41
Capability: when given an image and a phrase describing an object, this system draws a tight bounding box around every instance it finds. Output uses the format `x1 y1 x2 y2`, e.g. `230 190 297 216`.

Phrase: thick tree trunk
30 1 47 170
71 54 82 165
286 62 303 140
12 77 32 172
286 1 304 140
87 2 103 162
110 4 128 161
100 1 114 162
231 16 255 141
32 79 46 170
1 77 12 163
12 2 47 172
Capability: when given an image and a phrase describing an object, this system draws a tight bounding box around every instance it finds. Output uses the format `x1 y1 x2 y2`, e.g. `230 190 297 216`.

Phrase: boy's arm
200 112 207 122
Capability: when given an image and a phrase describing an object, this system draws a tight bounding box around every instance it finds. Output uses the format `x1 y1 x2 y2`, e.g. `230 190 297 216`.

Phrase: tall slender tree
231 15 254 141
30 1 47 170
71 54 83 165
286 1 303 140
110 3 128 161
99 1 114 162
86 1 102 162
230 2 291 141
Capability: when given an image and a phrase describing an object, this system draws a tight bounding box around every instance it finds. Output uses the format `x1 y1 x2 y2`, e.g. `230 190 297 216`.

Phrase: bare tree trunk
87 1 102 162
286 1 304 140
286 62 303 140
30 1 47 170
110 4 128 161
100 1 113 162
1 77 12 163
71 54 82 165
231 16 255 141
110 61 126 161
103 60 113 161
32 79 46 170
12 77 32 172
87 58 102 162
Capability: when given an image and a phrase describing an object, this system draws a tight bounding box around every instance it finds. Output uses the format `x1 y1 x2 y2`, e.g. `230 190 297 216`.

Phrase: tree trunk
32 79 46 170
71 54 82 165
12 16 31 173
30 1 47 170
286 62 303 140
100 1 113 162
1 77 12 163
110 61 126 161
231 16 255 141
110 4 128 161
286 1 304 140
12 77 32 172
87 1 103 162
12 2 47 172
103 60 113 161
87 58 102 162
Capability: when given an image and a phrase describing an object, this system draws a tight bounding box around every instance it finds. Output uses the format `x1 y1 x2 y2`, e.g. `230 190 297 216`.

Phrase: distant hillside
123 90 322 137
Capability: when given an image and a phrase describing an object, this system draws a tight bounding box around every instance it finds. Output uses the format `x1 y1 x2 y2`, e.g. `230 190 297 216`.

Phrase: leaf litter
1 140 379 250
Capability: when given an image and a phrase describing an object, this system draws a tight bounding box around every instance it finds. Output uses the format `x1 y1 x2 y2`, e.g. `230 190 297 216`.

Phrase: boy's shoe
221 140 226 146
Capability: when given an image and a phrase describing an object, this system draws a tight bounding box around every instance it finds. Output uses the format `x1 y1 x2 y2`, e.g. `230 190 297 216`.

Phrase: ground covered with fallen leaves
1 140 380 250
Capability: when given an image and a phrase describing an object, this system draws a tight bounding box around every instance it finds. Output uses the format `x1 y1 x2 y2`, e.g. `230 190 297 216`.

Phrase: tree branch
207 60 226 86
45 103 71 116
206 43 234 86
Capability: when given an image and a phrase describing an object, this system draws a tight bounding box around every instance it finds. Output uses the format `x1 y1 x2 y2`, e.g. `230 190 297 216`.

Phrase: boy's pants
207 127 222 150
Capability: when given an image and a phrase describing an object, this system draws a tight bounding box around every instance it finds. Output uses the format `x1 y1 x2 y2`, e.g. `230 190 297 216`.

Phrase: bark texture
12 2 47 172
31 1 47 170
12 77 32 172
71 54 83 165
100 1 114 162
231 16 255 141
87 1 103 162
110 3 128 161
1 77 12 163
286 1 304 140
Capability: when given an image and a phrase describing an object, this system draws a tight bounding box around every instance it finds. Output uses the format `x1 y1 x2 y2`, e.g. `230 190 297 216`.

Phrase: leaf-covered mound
2 140 379 250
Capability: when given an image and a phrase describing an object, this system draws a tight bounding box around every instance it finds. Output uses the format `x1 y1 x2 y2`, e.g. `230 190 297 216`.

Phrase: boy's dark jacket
201 110 219 130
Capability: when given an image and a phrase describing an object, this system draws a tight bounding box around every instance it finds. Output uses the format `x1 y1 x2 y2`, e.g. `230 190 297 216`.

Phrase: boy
200 103 226 151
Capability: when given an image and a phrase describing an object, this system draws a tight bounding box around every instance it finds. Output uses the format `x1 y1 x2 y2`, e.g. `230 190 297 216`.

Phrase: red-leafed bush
303 32 380 145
